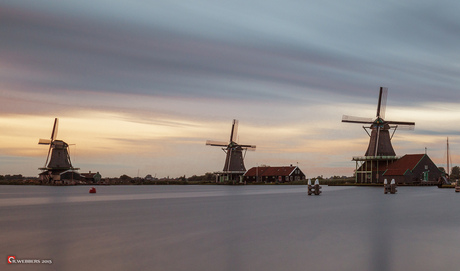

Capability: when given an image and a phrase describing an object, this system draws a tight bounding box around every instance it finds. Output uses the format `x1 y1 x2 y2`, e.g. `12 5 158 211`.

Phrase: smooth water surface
1 185 459 271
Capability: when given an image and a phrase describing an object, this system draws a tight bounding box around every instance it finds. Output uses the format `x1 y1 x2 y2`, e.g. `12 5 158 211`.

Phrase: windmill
342 87 415 183
206 119 256 174
342 87 415 157
38 118 79 182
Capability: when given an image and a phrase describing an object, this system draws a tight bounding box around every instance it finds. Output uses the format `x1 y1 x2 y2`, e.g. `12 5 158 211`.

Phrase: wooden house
382 154 443 184
243 165 305 183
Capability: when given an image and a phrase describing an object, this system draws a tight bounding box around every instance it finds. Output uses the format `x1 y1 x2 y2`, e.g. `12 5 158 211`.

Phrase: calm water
1 185 459 271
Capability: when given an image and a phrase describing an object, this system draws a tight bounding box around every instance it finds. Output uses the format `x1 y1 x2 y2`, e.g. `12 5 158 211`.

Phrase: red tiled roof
383 154 425 176
244 166 297 177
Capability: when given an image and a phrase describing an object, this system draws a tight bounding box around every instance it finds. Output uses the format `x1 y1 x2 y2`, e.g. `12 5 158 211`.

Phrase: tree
451 166 460 180
204 173 215 181
119 174 132 181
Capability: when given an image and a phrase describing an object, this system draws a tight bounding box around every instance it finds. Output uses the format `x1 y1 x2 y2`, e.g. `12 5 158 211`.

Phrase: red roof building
243 166 305 183
382 154 443 184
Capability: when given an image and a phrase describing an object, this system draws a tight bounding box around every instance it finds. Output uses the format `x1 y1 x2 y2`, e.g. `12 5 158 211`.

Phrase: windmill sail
38 139 52 145
386 120 415 126
389 125 415 131
230 119 238 143
240 144 256 151
206 140 228 147
376 87 388 119
51 118 58 141
342 115 374 124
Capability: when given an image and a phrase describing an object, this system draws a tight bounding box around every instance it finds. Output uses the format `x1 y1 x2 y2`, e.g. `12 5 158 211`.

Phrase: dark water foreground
1 185 459 271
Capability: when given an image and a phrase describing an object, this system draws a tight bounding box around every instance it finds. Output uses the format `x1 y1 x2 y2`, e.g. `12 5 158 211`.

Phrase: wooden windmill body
206 119 256 182
343 87 415 183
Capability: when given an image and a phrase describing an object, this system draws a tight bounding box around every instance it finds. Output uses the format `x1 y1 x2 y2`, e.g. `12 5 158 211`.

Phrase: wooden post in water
390 179 397 194
384 179 390 194
307 179 313 195
314 179 322 195
308 179 322 196
384 179 397 194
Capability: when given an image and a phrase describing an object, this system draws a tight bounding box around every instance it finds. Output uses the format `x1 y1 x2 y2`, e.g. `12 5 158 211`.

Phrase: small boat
89 187 96 194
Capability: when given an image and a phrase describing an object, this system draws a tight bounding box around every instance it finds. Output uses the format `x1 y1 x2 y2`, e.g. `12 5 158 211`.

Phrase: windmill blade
44 144 52 168
230 119 239 143
66 145 73 168
239 144 256 150
239 144 256 148
38 139 51 145
51 118 59 141
389 124 415 131
377 87 388 119
374 125 381 156
342 115 373 124
386 120 415 126
206 140 228 147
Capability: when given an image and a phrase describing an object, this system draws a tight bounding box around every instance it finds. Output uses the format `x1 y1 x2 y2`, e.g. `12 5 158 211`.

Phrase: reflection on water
0 185 352 207
1 185 459 271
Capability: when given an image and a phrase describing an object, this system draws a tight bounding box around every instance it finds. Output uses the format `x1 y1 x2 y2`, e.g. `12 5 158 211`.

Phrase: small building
243 165 306 183
40 169 80 184
353 156 399 183
59 170 82 185
382 154 443 184
81 171 102 183
38 171 51 183
214 171 246 183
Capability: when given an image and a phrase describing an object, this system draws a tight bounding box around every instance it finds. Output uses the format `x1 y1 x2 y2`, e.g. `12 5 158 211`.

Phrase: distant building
382 154 443 184
59 170 82 185
145 174 155 181
81 171 102 183
243 165 306 183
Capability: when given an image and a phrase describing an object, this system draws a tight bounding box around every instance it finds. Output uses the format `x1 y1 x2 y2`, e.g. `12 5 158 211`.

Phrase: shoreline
0 180 450 187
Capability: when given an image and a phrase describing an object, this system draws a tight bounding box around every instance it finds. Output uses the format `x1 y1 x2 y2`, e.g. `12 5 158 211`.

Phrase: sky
1 0 460 178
